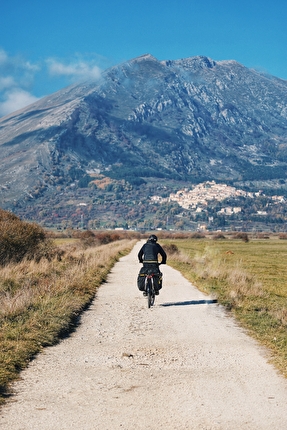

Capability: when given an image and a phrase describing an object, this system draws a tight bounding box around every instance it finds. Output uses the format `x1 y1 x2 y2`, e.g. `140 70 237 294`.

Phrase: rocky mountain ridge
1 53 287 229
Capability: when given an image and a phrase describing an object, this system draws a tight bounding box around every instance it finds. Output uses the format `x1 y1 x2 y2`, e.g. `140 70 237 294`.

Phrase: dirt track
1 241 287 429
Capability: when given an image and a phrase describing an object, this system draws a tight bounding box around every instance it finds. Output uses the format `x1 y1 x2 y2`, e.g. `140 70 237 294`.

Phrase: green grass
163 237 287 377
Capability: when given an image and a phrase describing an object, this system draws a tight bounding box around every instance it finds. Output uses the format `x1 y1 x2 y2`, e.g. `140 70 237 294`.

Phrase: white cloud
0 49 39 85
47 59 101 81
0 49 103 116
0 76 16 91
0 89 39 117
0 49 8 65
0 48 41 116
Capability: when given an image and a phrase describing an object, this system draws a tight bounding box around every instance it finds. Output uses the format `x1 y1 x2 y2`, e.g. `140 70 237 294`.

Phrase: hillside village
151 180 286 226
154 181 252 209
9 177 287 232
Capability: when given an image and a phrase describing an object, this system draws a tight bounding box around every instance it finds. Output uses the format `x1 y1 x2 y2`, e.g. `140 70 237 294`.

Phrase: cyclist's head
148 234 158 243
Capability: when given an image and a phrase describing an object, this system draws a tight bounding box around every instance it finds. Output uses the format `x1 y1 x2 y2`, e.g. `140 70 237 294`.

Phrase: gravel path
1 241 287 429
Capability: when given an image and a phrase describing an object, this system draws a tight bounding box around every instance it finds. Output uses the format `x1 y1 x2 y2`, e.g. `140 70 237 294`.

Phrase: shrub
163 243 179 255
255 233 270 239
94 232 117 245
0 209 56 265
232 232 249 242
190 232 206 239
78 230 97 248
212 233 226 240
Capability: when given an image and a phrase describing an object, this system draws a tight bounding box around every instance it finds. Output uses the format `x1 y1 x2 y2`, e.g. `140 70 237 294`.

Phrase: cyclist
137 234 167 295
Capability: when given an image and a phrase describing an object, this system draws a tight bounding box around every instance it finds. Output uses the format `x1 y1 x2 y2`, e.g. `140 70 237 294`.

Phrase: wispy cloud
0 89 39 116
0 49 103 117
0 49 8 65
0 49 40 87
47 58 102 81
0 76 16 91
0 48 40 117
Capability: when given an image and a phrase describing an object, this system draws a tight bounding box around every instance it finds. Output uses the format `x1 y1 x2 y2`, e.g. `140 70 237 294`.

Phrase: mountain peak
1 53 287 230
129 53 158 63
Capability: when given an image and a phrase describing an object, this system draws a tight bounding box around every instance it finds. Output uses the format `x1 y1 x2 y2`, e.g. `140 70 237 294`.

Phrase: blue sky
0 0 286 116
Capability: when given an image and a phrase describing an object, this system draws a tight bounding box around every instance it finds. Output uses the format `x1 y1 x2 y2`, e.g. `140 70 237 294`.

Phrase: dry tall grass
1 212 173 402
163 237 287 377
167 244 265 307
0 235 136 403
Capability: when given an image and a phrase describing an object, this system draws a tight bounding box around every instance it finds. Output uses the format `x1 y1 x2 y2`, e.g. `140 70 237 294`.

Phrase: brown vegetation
0 209 136 403
232 232 249 242
0 209 59 265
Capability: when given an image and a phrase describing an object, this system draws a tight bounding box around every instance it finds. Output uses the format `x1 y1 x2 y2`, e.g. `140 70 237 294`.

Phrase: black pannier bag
137 271 145 291
137 267 163 291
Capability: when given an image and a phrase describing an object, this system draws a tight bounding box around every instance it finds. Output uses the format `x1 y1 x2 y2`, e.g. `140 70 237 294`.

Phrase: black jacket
138 241 167 264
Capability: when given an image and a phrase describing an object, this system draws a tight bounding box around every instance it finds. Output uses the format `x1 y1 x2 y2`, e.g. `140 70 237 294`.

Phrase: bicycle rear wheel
147 278 155 308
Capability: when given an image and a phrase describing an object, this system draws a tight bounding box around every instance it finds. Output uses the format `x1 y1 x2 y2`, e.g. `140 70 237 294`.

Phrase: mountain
1 53 287 230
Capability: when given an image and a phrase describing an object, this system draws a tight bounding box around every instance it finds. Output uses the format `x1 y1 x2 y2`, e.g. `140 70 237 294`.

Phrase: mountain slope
1 54 287 227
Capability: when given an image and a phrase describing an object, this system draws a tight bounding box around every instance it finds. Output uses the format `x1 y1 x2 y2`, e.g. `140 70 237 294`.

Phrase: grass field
162 236 287 377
